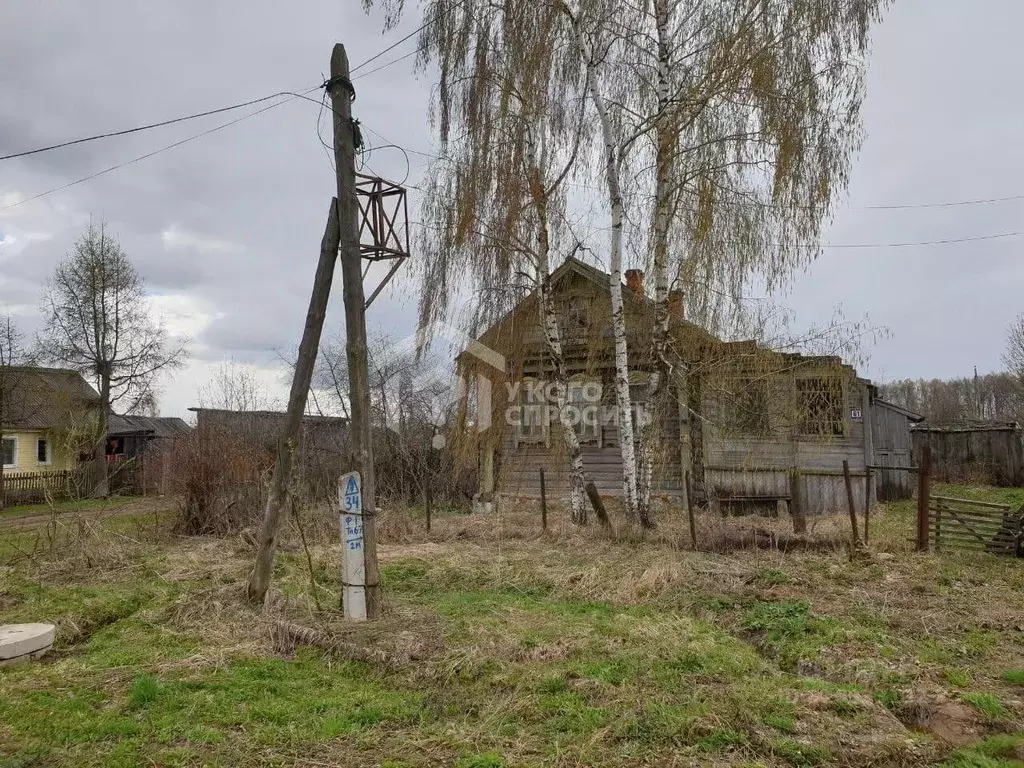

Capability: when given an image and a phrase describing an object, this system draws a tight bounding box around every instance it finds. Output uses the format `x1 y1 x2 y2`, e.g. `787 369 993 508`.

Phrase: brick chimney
668 289 684 319
625 269 644 294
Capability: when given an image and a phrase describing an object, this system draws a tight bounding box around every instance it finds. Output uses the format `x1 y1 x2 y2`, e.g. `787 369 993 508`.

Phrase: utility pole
328 43 381 619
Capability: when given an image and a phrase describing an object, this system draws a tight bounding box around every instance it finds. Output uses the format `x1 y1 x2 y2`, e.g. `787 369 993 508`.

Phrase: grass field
1 486 1022 767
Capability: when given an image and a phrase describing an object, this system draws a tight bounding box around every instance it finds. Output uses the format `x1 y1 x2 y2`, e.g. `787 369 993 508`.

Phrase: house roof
911 420 1020 433
874 398 926 423
1 366 99 430
107 414 193 439
187 407 349 426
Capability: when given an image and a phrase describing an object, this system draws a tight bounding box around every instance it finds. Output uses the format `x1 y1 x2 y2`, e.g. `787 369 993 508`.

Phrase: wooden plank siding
463 257 909 516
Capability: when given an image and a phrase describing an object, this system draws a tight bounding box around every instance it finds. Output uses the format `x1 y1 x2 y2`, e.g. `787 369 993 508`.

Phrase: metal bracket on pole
355 172 410 308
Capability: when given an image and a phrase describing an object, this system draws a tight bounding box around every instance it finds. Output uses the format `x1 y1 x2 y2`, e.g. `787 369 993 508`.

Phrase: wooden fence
0 470 74 505
923 496 1022 555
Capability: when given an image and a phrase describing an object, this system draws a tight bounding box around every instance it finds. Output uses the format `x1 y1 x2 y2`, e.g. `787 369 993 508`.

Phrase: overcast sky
1 0 1021 417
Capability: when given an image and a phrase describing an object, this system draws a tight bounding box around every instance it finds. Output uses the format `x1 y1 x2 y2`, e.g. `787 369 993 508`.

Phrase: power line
0 91 308 163
349 14 435 75
2 90 316 212
352 49 419 81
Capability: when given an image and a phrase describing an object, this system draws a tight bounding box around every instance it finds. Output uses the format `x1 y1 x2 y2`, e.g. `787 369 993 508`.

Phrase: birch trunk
575 22 640 521
524 124 589 524
637 0 673 526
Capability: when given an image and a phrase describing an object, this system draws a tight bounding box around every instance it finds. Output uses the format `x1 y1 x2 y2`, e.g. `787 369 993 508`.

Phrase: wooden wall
870 402 916 500
912 426 1024 487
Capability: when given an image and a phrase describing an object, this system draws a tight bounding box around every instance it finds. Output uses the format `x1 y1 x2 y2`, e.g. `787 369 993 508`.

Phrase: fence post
425 477 432 533
685 469 697 549
842 460 861 551
789 466 807 534
863 467 872 544
916 445 932 552
539 468 548 531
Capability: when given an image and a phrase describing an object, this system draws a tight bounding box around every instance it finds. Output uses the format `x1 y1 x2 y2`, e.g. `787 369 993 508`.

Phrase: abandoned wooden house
458 257 919 517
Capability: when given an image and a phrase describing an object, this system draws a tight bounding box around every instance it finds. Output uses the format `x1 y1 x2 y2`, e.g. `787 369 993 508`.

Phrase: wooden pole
247 200 341 603
789 466 807 534
685 469 697 549
329 44 380 618
539 467 548 530
863 467 872 544
916 445 931 552
842 460 861 550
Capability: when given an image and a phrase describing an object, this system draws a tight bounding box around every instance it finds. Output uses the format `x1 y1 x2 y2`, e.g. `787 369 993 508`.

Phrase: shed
870 398 924 500
911 421 1024 487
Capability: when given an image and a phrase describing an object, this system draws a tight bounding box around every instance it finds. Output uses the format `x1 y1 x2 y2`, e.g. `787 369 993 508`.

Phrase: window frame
515 378 550 447
795 375 847 437
716 376 771 436
567 377 602 446
36 437 52 466
2 435 18 469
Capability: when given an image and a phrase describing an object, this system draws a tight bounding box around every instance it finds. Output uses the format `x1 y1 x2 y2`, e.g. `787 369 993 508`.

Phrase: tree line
879 320 1024 424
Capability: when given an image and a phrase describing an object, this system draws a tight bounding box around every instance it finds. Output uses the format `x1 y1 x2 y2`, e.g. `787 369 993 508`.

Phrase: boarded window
568 380 601 444
516 381 549 444
557 300 591 341
1 437 16 467
718 378 770 435
797 377 845 436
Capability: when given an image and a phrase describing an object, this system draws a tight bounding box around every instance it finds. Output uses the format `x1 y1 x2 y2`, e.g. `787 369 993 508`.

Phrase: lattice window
797 377 845 436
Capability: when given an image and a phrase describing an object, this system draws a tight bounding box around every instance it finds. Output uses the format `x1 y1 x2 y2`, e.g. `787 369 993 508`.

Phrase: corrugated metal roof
0 366 99 430
107 414 192 438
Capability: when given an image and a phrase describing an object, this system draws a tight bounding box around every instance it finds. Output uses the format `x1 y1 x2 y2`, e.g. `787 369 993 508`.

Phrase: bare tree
39 222 187 495
1004 314 1024 387
199 359 272 412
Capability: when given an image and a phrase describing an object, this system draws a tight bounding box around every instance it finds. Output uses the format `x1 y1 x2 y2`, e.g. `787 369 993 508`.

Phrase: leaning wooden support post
842 460 861 553
916 445 932 552
539 468 548 530
247 200 341 604
585 481 611 527
424 477 432 533
789 467 807 534
685 469 697 549
863 467 872 544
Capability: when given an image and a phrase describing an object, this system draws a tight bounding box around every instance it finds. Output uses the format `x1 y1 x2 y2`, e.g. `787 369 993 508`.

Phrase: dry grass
2 490 1024 766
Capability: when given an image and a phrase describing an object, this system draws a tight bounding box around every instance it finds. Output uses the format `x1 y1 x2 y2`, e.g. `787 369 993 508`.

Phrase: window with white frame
2 436 17 469
36 438 51 466
516 380 549 444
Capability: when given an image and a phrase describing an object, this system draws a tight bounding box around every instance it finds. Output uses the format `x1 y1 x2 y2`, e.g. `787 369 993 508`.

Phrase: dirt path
0 497 176 532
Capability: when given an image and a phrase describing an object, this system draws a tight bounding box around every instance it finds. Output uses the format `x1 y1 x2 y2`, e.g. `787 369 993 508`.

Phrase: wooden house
458 257 919 516
0 366 97 476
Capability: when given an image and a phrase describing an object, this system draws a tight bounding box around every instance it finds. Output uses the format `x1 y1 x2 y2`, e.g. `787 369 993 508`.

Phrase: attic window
557 300 590 340
1 436 16 468
797 377 845 436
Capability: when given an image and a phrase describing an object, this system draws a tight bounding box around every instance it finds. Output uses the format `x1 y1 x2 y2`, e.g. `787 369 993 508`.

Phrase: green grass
1003 670 1024 686
2 484 1024 766
0 496 137 519
961 692 1012 723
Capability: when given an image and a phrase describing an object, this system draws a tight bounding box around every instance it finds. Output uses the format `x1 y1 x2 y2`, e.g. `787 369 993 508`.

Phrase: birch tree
579 0 890 519
371 0 889 524
416 1 601 524
39 222 187 495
